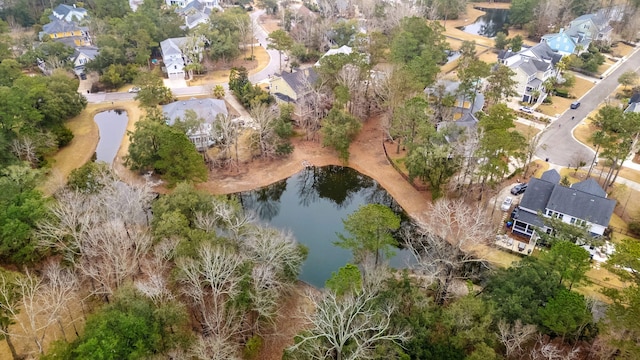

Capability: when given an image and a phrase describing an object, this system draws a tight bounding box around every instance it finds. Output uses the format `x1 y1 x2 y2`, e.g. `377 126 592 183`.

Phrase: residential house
511 169 615 239
165 0 219 9
498 42 562 104
160 37 203 80
430 80 484 158
162 98 228 150
269 68 319 122
51 4 88 22
426 79 485 117
39 19 91 47
567 11 613 44
175 0 217 29
315 45 353 66
71 46 99 76
541 28 590 56
626 93 640 113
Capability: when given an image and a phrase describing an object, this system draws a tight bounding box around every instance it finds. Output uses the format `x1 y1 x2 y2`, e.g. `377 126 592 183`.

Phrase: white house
160 37 203 80
51 4 88 22
162 98 228 150
497 42 563 104
71 46 99 75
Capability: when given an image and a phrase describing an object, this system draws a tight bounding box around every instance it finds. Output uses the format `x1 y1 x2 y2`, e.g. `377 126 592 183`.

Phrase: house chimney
73 3 76 7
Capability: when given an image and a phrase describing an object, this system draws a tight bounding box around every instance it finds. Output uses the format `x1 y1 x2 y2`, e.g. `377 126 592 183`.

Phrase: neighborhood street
535 46 640 167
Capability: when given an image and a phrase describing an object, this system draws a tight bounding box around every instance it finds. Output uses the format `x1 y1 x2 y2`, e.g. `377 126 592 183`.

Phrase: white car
519 106 534 114
128 87 141 93
500 197 513 212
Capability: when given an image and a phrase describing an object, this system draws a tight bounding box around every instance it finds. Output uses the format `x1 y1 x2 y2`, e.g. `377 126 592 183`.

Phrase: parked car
510 183 528 195
519 106 534 113
501 197 513 212
570 101 581 109
128 87 141 93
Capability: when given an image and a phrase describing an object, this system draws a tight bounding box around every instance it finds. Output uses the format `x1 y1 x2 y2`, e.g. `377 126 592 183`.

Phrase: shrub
244 336 263 359
628 222 640 237
51 124 74 147
555 89 570 98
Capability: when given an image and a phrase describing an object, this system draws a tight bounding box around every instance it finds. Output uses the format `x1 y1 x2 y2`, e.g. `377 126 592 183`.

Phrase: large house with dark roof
39 19 91 47
511 170 616 239
163 98 228 150
498 42 563 104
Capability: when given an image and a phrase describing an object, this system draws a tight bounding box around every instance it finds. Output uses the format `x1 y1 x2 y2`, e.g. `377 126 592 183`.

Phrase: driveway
535 46 640 167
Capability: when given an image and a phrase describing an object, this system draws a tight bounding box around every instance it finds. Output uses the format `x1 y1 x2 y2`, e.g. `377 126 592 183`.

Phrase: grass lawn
41 101 143 195
188 46 270 86
575 266 625 303
505 27 539 47
530 160 550 178
514 122 541 139
537 76 596 117
611 42 636 58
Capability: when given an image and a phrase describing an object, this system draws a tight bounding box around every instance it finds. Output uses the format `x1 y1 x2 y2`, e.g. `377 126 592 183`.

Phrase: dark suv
510 183 528 195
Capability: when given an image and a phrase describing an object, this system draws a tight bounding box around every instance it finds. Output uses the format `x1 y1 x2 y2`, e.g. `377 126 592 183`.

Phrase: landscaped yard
536 76 596 117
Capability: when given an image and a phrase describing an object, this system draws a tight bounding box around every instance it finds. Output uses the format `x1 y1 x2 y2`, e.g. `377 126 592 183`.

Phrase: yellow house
268 68 318 121
39 20 91 47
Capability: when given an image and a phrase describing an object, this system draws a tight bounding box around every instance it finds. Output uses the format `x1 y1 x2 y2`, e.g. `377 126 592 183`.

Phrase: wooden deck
495 234 536 255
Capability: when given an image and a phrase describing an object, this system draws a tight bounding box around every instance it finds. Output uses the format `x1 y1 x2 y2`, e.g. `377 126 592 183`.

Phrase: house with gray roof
511 169 616 239
39 19 91 47
162 98 228 150
51 4 88 22
160 37 203 80
71 46 99 75
498 42 562 104
175 0 216 29
567 11 613 44
269 68 319 122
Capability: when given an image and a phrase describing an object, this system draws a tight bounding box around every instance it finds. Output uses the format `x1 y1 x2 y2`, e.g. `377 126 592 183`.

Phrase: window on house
570 218 576 224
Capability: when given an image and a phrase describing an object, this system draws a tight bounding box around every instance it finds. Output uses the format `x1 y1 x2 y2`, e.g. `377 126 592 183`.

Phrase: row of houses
38 4 98 77
499 8 620 105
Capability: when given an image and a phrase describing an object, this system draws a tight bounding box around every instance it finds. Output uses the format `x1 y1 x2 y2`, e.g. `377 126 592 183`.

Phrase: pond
93 110 128 164
457 8 510 38
238 166 415 288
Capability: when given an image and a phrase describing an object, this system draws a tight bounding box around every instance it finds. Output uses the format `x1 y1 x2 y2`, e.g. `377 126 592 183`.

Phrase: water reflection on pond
94 110 128 164
238 166 415 287
458 8 510 38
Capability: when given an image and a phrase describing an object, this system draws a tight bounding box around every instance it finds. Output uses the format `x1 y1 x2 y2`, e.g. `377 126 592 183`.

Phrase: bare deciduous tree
249 103 279 158
407 198 492 305
286 289 409 360
176 244 246 339
498 320 537 359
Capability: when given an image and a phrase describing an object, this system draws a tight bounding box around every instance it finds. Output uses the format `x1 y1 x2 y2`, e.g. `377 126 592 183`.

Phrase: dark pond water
457 8 509 38
238 166 415 288
93 110 128 164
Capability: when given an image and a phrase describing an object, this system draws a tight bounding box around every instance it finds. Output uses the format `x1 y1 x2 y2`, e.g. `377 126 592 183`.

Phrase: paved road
535 47 640 167
249 9 280 83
